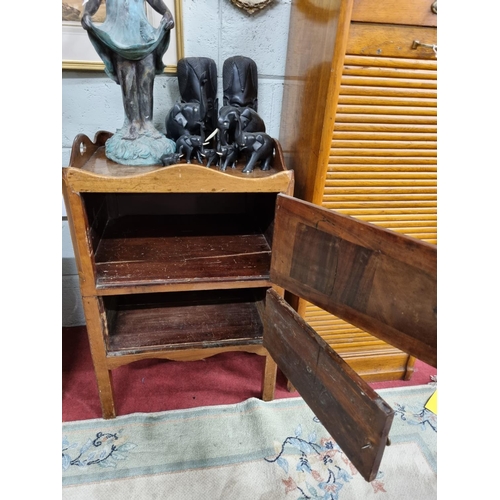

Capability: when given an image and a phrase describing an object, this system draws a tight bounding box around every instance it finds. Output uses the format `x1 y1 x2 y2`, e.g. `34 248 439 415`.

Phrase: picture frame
62 0 184 73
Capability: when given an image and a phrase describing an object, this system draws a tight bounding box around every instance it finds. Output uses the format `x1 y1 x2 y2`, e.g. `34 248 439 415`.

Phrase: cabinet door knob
412 40 437 54
431 1 437 15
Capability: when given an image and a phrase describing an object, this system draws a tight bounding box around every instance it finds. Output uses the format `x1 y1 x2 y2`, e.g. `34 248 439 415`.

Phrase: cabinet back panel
108 193 277 216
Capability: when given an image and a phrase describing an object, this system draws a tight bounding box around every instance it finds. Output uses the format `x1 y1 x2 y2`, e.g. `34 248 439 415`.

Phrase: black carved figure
239 132 274 173
200 146 219 168
166 102 203 142
218 142 240 171
166 57 218 142
222 56 259 110
217 105 266 146
235 115 274 173
175 122 206 164
178 57 218 135
160 152 183 166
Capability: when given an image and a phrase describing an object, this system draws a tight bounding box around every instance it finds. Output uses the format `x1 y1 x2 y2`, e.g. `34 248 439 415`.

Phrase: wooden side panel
263 289 394 482
278 0 353 202
271 195 437 367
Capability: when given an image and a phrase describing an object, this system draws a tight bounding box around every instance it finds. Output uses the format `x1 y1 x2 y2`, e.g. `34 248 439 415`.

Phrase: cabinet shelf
104 289 266 356
94 214 272 292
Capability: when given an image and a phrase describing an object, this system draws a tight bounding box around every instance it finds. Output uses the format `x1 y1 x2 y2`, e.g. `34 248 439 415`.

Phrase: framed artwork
62 0 184 73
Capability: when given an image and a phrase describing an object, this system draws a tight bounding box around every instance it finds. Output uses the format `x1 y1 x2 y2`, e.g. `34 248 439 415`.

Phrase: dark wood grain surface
106 289 266 354
271 195 437 367
263 288 394 482
94 214 272 289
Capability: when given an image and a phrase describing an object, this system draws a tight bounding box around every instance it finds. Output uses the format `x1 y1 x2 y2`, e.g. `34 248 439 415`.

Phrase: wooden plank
278 0 355 203
338 95 437 108
65 137 294 195
344 55 437 71
331 141 437 150
335 113 437 124
107 289 265 354
347 24 437 60
341 76 437 90
333 131 437 141
94 214 272 290
106 344 268 369
342 66 437 81
263 289 394 482
271 194 437 367
336 106 436 117
340 85 437 99
351 0 437 27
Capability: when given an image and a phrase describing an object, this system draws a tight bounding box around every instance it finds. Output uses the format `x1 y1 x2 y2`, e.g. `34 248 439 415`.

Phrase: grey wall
62 0 292 326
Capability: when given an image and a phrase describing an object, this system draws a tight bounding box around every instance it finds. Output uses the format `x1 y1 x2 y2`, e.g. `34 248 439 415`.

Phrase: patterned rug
62 385 437 499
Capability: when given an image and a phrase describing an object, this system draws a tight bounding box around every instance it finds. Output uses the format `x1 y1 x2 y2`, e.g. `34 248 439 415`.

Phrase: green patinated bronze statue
81 0 176 165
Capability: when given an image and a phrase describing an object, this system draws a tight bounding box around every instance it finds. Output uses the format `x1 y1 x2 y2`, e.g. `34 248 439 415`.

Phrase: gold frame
62 0 184 73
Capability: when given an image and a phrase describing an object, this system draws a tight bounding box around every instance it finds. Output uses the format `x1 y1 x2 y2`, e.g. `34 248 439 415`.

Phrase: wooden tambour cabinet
62 131 294 420
279 0 437 382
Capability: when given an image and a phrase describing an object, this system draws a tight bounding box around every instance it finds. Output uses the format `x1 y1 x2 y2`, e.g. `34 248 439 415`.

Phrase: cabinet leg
82 296 117 419
404 355 417 381
261 354 277 401
94 367 116 419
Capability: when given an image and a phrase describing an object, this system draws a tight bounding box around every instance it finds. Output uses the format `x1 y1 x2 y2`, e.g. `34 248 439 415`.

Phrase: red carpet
62 326 436 422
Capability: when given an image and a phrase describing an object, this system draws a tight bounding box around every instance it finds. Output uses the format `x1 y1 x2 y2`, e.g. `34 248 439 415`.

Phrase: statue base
105 126 176 166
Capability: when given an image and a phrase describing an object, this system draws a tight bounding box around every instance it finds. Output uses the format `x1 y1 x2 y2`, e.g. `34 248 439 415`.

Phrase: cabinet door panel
263 288 393 483
271 194 437 367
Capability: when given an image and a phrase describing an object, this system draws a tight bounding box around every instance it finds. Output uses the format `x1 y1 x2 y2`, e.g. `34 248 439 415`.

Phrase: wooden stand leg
82 296 116 419
403 355 417 381
93 364 116 420
261 353 277 401
287 380 297 393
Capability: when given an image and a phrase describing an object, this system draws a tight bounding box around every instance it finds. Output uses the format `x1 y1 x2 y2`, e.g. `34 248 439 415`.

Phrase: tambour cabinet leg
81 296 116 419
403 356 417 381
262 353 277 401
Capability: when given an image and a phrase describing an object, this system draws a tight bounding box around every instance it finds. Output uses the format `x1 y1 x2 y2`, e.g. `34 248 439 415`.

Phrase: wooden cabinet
62 131 294 419
279 0 437 381
63 132 436 481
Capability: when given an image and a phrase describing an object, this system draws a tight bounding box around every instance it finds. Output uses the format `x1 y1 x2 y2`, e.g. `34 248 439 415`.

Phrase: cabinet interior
81 192 278 291
102 288 267 355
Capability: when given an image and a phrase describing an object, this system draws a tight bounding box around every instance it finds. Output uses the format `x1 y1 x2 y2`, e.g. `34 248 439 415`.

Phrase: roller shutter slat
344 55 437 70
336 104 437 116
340 86 437 99
335 113 437 124
333 131 437 141
327 171 436 178
341 75 437 89
330 158 436 165
331 140 437 149
343 66 436 80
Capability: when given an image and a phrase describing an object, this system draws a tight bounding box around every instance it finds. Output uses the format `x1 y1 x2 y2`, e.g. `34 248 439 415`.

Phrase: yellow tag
425 389 437 415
